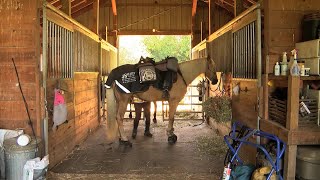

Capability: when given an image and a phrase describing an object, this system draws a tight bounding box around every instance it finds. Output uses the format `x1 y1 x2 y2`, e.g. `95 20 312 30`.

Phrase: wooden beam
286 76 299 130
72 0 93 15
102 2 192 7
215 1 234 15
234 0 245 17
192 0 197 16
92 0 99 34
284 145 297 179
60 0 71 15
111 0 117 16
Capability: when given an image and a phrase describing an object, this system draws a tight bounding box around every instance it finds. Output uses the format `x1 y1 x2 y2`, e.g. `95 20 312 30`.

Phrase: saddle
137 56 178 84
105 56 179 95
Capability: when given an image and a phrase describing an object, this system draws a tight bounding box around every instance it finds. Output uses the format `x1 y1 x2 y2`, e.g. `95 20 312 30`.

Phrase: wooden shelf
260 119 320 145
268 74 320 81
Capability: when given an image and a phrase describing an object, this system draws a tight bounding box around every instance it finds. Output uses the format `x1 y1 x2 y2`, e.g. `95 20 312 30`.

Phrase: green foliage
142 36 191 62
203 96 231 123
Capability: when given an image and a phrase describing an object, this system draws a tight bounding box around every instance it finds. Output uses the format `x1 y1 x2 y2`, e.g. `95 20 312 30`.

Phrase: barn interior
1 0 320 179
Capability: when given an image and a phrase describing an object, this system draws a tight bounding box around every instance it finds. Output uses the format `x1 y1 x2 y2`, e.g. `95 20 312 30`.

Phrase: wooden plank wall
0 0 42 136
48 72 99 167
264 0 320 74
232 79 259 164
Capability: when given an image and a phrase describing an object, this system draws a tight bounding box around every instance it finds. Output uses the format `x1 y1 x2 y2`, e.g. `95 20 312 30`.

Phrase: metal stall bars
162 82 207 121
232 22 256 79
47 21 74 79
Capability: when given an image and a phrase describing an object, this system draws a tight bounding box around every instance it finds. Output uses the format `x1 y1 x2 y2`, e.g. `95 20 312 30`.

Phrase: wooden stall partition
0 0 42 137
100 41 118 123
205 4 262 164
45 4 117 167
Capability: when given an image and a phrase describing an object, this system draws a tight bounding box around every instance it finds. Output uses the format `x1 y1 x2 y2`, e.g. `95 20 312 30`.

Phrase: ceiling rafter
111 0 117 16
192 0 198 16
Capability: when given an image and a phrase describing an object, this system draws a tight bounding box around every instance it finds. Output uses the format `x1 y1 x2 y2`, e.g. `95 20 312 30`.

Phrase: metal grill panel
232 22 256 79
47 21 73 78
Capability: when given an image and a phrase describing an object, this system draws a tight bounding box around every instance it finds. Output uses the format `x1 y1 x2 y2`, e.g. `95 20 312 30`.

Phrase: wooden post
286 76 299 130
60 0 71 16
284 145 297 179
92 0 99 34
208 0 211 35
234 0 245 17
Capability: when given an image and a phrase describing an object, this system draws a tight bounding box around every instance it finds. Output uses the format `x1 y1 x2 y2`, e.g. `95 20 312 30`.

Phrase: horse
106 57 215 146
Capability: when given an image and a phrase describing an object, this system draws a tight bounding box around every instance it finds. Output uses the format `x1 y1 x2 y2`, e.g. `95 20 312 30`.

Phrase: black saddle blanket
105 64 176 94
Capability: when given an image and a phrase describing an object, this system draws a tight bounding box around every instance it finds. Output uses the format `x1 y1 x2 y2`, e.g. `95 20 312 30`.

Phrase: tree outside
119 35 191 65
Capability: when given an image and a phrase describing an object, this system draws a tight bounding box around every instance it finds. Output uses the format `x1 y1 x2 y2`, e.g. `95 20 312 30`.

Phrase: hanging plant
203 96 231 123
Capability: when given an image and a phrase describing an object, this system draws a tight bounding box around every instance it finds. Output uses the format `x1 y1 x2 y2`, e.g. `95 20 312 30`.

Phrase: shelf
268 74 320 81
260 119 320 145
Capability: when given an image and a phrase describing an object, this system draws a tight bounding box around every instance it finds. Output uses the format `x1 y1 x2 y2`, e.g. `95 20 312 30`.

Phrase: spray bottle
280 52 288 76
290 49 300 76
222 163 231 180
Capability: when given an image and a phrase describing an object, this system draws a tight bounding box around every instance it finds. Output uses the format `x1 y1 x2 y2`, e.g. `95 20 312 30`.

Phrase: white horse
106 57 215 146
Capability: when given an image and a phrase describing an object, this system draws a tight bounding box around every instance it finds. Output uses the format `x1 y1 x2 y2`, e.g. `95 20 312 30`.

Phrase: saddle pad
105 64 150 93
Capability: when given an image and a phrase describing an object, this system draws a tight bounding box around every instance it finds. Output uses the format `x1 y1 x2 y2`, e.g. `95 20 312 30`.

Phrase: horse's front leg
167 101 179 144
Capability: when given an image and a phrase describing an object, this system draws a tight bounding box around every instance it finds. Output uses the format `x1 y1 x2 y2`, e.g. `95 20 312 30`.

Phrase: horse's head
205 57 218 84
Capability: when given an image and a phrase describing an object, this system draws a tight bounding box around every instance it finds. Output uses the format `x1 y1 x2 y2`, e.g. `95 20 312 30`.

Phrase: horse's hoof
132 132 137 139
144 131 153 137
153 118 157 124
119 140 133 147
168 134 177 145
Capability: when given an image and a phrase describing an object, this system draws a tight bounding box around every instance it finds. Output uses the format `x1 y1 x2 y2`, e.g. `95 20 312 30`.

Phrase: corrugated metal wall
207 31 232 72
73 31 100 72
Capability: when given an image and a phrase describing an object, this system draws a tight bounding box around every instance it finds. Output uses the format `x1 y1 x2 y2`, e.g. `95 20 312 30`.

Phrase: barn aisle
48 120 225 179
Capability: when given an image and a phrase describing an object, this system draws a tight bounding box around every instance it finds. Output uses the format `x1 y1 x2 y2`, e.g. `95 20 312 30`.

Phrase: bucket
296 146 320 180
4 137 41 180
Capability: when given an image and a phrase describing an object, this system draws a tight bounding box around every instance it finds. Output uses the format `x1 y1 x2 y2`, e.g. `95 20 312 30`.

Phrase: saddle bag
138 63 157 83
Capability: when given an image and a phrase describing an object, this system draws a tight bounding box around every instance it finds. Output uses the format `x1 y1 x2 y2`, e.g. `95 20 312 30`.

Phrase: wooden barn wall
101 47 117 76
193 4 233 47
0 0 42 136
48 72 99 167
73 31 100 72
264 0 320 74
75 0 192 45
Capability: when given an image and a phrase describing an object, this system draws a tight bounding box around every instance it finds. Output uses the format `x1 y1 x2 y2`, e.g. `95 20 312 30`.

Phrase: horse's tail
106 86 119 141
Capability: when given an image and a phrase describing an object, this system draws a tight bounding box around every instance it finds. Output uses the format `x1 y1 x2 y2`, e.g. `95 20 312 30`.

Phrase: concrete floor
49 119 225 179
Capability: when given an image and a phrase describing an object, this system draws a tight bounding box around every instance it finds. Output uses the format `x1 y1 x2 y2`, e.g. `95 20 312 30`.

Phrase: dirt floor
48 119 226 180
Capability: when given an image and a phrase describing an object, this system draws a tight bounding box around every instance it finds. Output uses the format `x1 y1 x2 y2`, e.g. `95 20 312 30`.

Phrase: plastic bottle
222 163 231 180
274 62 280 76
290 49 300 76
281 52 288 76
300 64 305 76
